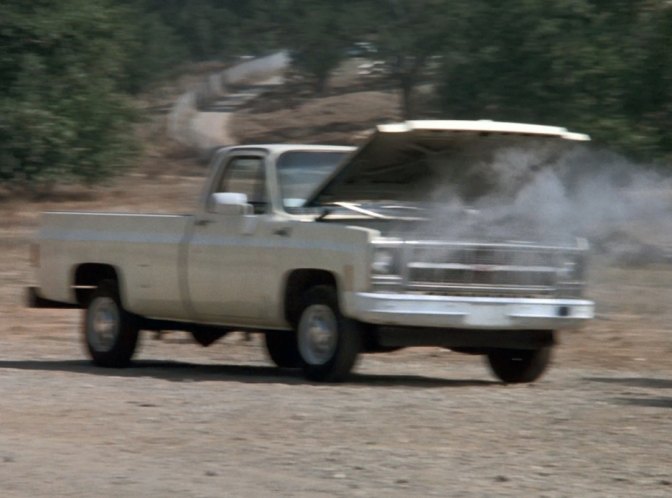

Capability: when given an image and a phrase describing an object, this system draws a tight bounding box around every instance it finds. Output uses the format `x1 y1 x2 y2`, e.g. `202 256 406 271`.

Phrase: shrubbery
1 0 670 190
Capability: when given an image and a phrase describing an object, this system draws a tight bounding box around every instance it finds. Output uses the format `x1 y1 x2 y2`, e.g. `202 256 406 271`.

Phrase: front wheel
486 346 552 384
84 280 140 368
296 286 361 382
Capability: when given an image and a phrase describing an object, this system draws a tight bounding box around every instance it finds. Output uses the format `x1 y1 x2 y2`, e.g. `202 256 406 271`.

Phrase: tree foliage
1 0 671 190
282 0 353 94
354 0 469 118
0 0 140 188
439 0 672 160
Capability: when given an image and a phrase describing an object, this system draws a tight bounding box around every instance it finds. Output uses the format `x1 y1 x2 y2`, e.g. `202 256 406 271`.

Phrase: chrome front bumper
344 292 594 330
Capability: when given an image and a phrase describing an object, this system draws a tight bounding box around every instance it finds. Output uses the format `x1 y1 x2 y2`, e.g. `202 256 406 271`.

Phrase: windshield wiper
316 207 333 221
315 202 389 221
332 202 393 219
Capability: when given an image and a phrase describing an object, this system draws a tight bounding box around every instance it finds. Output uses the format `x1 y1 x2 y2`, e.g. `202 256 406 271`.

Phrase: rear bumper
26 287 80 309
345 292 594 330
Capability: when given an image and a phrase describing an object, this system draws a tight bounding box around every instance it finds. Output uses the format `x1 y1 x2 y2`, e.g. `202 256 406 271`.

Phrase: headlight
372 248 398 275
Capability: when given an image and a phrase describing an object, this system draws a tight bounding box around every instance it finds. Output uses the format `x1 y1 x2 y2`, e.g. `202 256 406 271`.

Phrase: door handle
195 218 214 227
273 227 292 237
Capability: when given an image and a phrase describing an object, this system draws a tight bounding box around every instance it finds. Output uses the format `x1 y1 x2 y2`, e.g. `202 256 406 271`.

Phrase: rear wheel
296 286 361 382
486 346 552 384
264 332 301 368
84 280 140 367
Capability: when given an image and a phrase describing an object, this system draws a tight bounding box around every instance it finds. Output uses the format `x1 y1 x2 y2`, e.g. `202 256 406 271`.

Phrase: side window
214 156 266 214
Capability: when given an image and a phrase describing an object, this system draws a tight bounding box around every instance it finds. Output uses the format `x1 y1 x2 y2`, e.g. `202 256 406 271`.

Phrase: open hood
304 120 590 206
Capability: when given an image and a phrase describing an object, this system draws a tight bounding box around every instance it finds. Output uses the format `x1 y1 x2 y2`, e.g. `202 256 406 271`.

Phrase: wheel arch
72 263 127 307
283 269 340 325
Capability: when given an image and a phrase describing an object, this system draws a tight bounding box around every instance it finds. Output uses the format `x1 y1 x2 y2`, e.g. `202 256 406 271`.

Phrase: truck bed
37 212 194 319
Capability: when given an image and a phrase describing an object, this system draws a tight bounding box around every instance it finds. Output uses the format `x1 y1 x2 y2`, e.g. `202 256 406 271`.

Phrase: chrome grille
374 241 584 297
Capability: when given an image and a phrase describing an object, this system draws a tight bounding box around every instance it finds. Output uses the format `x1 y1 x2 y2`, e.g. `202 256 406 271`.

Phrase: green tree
281 0 351 94
121 8 187 94
0 0 139 189
620 1 672 159
136 0 283 61
438 0 672 160
440 1 596 122
355 0 468 118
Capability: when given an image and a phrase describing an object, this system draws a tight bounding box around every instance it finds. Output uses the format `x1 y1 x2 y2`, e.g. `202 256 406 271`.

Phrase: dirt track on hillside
0 178 671 496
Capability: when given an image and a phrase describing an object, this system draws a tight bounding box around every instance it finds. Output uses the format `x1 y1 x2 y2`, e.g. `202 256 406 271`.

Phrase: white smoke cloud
422 144 672 263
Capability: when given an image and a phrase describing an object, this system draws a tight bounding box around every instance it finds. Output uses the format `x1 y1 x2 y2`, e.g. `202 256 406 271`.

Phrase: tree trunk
401 77 414 120
314 72 329 96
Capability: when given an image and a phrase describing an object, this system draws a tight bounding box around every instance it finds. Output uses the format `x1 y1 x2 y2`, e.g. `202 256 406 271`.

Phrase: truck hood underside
305 120 590 207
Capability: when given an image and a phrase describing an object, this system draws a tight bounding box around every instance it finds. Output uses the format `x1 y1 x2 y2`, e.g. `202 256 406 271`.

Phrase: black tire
83 280 140 368
264 332 302 368
296 285 361 382
486 346 552 384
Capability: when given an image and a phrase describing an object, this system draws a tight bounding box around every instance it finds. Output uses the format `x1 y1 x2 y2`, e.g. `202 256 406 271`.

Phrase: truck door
186 153 271 324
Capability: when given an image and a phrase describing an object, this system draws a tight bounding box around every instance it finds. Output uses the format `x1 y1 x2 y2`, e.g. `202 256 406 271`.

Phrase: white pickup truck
29 120 594 382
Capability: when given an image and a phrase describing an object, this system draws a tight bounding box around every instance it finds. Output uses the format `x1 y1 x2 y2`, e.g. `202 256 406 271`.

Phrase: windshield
276 150 348 210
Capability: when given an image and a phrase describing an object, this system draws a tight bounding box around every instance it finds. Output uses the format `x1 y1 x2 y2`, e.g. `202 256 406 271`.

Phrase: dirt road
0 322 670 497
1 184 671 497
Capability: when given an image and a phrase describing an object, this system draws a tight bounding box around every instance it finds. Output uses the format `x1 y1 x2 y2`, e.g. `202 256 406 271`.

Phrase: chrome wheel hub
298 304 338 365
87 297 120 352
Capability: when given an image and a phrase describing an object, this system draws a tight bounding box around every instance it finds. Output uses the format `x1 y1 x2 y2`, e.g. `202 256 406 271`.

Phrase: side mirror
210 192 253 215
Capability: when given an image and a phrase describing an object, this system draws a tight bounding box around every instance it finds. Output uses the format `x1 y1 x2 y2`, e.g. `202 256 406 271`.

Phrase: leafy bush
0 0 140 189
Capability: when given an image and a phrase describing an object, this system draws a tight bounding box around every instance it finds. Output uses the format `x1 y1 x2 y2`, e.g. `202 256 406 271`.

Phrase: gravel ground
1 182 671 497
0 316 670 497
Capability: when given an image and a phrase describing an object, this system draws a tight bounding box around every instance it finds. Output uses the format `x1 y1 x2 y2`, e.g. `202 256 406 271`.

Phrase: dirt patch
232 90 401 145
0 309 670 497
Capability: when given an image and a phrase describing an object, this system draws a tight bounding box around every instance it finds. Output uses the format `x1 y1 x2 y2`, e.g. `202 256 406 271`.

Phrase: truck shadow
584 376 672 389
612 397 672 409
0 359 497 388
584 376 672 409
